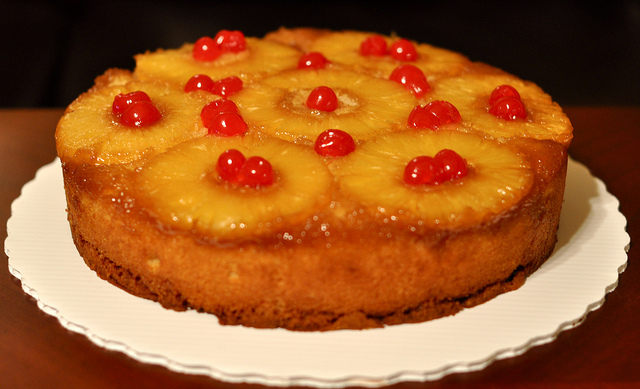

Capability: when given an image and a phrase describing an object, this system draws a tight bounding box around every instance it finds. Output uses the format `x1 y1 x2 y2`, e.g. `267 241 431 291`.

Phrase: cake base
73 226 553 330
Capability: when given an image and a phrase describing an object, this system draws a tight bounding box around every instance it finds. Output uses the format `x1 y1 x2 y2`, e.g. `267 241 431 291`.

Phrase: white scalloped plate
5 158 629 387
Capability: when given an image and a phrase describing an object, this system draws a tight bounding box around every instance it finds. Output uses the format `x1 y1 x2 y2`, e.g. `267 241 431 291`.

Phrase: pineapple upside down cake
55 28 573 331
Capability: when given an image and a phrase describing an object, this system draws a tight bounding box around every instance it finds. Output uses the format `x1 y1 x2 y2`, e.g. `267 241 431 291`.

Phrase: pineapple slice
134 38 301 87
55 70 209 165
308 31 470 79
135 134 332 241
332 129 534 229
428 73 573 147
231 68 416 142
264 27 332 52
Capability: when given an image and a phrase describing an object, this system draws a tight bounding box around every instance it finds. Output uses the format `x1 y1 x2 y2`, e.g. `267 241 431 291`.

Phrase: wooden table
1 107 638 388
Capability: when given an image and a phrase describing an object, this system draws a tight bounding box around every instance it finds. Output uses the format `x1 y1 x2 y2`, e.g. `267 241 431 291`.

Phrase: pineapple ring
428 73 573 147
333 130 534 229
308 31 470 79
133 38 301 86
231 69 416 142
135 135 333 240
55 75 209 165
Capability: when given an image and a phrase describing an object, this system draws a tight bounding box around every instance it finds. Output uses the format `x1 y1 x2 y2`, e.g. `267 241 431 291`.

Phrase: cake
55 28 573 331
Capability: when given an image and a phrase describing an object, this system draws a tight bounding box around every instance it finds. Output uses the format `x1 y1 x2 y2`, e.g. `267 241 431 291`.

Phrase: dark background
2 0 639 108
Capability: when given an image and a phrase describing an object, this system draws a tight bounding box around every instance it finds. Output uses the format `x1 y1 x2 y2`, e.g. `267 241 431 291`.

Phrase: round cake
55 28 573 331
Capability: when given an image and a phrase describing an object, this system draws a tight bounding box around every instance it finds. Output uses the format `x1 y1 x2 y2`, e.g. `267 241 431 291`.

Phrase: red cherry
193 36 222 61
427 100 461 123
389 39 417 61
434 149 467 181
236 156 274 187
389 64 430 98
407 106 440 129
360 35 388 56
489 84 521 106
112 91 152 115
201 99 240 128
408 101 460 130
404 156 439 185
120 101 161 127
216 149 246 183
314 129 356 156
298 52 330 69
211 76 243 97
489 97 527 120
207 111 247 136
214 30 246 53
184 74 215 93
306 86 338 112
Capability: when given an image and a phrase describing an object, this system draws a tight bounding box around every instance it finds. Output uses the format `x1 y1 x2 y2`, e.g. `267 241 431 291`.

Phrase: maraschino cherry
488 84 526 120
298 52 330 69
184 75 243 97
207 111 247 136
435 149 467 181
389 39 417 61
408 101 460 130
237 156 274 187
314 129 356 156
390 64 430 98
193 36 221 61
193 30 246 61
360 35 388 56
112 91 152 115
201 99 240 128
404 149 467 185
489 84 521 105
112 91 161 127
214 30 246 52
306 86 338 112
211 76 243 97
404 156 439 185
216 149 274 187
216 149 246 182
184 74 216 93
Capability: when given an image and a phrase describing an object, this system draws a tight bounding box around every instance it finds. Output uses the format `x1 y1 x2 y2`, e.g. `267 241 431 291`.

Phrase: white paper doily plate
5 158 629 387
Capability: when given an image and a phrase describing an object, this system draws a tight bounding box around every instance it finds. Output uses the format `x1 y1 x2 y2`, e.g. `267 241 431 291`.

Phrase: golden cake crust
56 27 572 331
